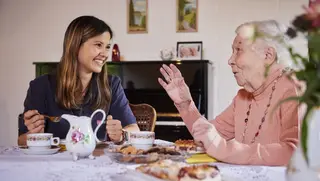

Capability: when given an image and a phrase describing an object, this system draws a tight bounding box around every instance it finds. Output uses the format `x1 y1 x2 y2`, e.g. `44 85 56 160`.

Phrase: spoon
42 115 61 122
19 114 61 123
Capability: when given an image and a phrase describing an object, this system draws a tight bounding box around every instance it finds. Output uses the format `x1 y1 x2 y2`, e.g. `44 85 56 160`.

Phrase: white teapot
61 109 106 161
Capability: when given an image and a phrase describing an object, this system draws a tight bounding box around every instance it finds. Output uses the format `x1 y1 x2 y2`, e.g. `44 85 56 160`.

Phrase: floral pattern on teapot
71 127 90 144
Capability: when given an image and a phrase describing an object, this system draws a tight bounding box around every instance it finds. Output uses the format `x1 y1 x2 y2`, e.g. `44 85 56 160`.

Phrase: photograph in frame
127 0 148 33
176 41 203 60
177 0 198 32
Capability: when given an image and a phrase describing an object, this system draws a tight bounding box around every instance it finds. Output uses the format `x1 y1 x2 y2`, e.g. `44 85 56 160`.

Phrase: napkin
186 153 218 164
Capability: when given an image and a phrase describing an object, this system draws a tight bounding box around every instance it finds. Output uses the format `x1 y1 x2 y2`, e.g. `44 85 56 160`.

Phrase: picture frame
176 41 203 60
176 0 198 32
127 0 148 33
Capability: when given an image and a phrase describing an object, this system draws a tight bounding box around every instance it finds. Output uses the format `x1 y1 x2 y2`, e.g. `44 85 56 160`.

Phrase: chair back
129 103 156 132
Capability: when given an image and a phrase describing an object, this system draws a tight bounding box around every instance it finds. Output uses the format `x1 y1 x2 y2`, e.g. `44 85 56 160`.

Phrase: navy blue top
18 73 136 141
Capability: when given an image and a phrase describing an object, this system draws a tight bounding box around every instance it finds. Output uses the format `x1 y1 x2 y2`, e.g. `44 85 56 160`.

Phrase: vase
286 107 320 181
112 43 120 62
160 48 175 60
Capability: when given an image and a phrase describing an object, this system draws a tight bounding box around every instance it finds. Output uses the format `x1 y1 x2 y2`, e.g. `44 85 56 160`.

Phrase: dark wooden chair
129 103 157 132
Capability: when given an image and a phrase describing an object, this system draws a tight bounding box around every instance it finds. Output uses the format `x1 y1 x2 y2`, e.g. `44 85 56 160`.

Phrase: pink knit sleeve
175 101 202 133
211 100 235 140
177 98 235 141
203 89 299 166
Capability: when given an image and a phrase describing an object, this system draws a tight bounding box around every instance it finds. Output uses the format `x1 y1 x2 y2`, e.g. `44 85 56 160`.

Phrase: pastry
178 165 221 181
136 159 186 181
113 144 182 164
120 145 138 155
136 160 222 181
174 139 204 152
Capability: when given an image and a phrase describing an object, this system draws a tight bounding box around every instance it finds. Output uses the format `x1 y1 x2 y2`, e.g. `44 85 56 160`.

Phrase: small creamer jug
61 109 106 161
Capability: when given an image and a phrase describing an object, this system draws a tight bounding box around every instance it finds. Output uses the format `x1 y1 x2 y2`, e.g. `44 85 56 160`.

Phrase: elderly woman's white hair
236 20 293 68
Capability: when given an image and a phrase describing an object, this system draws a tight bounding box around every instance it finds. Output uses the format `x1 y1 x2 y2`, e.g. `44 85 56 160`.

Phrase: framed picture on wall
127 0 148 33
176 0 198 32
176 41 203 60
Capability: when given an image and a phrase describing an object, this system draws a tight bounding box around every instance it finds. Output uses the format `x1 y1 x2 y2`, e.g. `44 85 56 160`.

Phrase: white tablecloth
0 143 287 181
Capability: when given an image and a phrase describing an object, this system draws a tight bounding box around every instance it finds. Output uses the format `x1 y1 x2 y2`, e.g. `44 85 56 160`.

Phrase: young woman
18 16 139 146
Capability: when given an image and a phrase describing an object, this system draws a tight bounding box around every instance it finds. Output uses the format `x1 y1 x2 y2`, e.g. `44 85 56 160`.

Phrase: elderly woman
158 20 299 166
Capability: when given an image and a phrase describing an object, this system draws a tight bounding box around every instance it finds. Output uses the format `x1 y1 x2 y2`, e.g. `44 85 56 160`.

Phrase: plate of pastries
104 144 187 164
174 139 205 154
136 159 224 181
104 139 205 164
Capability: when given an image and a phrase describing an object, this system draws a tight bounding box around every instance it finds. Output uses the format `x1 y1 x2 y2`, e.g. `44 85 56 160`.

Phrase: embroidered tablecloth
0 142 286 181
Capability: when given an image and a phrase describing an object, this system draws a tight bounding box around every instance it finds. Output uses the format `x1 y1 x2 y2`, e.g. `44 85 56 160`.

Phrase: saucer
19 146 60 155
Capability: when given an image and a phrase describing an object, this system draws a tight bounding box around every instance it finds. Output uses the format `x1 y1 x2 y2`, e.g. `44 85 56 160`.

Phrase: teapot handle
92 109 106 143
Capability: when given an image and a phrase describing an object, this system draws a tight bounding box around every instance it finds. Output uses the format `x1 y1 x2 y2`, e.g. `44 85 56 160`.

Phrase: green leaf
84 134 90 144
302 78 320 106
295 69 318 82
301 117 309 164
264 65 271 77
308 33 320 64
288 47 299 66
271 96 303 117
288 47 309 66
300 106 314 165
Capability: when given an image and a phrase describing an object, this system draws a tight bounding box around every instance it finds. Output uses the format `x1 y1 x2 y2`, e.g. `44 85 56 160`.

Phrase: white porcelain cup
129 131 155 150
26 133 60 150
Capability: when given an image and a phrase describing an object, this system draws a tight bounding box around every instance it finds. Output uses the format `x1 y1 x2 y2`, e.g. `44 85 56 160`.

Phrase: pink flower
303 0 320 28
71 130 84 143
312 15 320 27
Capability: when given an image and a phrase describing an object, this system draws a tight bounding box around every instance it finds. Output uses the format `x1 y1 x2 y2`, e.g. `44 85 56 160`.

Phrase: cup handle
91 109 106 143
51 137 60 146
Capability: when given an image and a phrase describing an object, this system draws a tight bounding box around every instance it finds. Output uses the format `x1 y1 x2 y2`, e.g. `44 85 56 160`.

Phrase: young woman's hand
106 115 123 142
24 110 45 133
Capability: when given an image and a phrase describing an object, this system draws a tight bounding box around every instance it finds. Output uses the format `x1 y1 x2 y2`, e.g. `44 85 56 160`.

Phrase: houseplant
275 1 319 179
284 1 320 179
282 0 320 166
241 0 320 179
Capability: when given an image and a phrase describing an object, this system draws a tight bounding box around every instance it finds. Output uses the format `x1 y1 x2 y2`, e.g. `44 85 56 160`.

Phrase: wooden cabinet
33 60 211 141
33 62 120 77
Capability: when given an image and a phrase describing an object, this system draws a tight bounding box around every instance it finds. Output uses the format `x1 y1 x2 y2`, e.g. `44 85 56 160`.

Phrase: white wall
0 0 308 146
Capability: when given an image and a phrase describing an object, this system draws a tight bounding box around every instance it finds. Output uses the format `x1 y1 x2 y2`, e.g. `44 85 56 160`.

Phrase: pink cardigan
177 68 299 166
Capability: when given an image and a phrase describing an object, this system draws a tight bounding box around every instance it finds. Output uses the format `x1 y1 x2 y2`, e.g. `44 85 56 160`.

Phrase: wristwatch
115 129 128 145
122 129 129 142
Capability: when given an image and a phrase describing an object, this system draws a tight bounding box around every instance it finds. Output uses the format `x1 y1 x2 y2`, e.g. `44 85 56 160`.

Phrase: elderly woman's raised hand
158 64 193 106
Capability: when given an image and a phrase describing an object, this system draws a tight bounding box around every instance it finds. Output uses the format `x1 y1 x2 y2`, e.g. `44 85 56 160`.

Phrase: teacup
26 133 60 150
129 131 155 150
